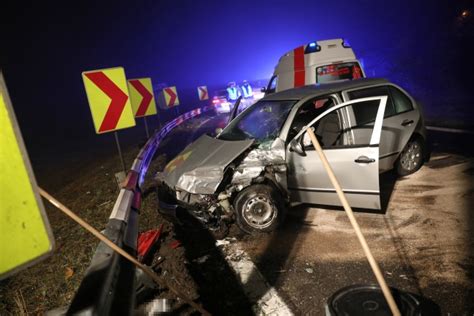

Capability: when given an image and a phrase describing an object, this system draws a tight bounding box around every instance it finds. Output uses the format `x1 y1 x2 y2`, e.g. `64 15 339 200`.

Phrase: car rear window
351 100 380 126
347 86 396 117
389 86 414 113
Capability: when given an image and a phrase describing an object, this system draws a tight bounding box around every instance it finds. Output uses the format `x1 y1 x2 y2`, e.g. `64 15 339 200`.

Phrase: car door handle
401 119 414 126
354 156 376 164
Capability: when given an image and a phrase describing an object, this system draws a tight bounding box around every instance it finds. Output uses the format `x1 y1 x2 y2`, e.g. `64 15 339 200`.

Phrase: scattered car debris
169 240 181 249
193 255 210 264
216 239 230 246
137 225 163 262
145 298 171 315
225 249 245 262
215 237 236 247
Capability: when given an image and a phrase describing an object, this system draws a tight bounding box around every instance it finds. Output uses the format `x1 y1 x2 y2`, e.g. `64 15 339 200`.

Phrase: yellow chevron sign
163 86 180 107
82 67 136 134
0 73 54 279
128 77 157 117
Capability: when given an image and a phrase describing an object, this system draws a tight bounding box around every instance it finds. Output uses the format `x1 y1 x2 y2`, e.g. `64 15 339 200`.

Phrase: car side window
389 86 413 114
301 99 381 149
288 96 335 141
347 86 396 117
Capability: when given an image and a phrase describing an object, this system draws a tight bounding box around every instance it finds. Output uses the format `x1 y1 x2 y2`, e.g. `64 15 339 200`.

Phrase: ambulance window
389 86 413 114
347 86 396 117
266 75 278 94
316 62 364 84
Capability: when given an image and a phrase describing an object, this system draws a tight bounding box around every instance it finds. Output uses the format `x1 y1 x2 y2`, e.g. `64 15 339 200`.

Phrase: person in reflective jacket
241 80 253 99
227 82 240 101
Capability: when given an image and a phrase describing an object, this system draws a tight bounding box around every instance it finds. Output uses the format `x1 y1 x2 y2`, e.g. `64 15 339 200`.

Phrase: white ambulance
264 39 365 94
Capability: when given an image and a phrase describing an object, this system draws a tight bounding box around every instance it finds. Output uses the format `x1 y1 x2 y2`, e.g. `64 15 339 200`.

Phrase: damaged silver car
156 78 428 234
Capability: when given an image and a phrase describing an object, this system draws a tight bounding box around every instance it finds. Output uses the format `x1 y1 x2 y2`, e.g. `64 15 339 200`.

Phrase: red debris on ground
138 224 163 262
169 240 182 249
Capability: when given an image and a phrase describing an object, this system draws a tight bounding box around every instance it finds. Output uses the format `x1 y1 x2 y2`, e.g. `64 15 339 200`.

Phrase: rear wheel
396 137 424 176
233 184 285 234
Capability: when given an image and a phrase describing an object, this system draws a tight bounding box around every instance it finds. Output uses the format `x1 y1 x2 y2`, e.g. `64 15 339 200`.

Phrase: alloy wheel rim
400 141 422 171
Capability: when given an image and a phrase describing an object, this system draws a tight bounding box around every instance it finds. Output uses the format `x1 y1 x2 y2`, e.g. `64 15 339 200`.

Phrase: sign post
82 67 135 174
127 77 157 139
143 117 150 138
114 132 126 173
0 72 54 280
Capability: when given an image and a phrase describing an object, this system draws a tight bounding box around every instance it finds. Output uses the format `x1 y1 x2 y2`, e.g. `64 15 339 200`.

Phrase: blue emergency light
342 39 351 48
305 41 321 54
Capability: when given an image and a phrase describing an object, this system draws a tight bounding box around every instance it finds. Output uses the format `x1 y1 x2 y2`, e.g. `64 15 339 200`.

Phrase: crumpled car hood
159 134 254 194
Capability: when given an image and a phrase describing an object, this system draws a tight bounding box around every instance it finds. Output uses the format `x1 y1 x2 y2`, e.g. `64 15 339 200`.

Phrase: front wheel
396 137 424 176
233 184 285 234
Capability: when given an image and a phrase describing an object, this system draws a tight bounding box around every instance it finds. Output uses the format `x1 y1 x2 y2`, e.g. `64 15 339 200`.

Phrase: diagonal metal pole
306 127 401 316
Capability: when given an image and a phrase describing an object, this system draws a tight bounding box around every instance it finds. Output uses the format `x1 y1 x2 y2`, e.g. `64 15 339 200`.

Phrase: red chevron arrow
129 79 153 116
84 71 128 132
198 86 207 100
164 87 177 106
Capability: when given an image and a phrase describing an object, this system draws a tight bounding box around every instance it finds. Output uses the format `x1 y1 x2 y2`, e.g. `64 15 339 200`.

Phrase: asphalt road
155 110 474 315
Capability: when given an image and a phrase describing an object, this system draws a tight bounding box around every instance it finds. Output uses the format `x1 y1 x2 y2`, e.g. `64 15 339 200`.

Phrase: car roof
262 78 390 101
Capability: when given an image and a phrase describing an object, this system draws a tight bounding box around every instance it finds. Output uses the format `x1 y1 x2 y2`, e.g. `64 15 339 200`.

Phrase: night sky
1 0 473 158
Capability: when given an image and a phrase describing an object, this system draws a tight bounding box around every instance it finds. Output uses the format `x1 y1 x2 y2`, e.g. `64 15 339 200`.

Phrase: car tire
233 184 285 234
396 137 424 176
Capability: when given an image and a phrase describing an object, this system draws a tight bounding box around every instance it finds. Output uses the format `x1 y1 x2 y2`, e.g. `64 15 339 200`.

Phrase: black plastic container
326 284 421 316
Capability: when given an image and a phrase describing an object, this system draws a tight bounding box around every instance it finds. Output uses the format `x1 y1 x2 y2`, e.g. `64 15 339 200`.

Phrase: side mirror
289 138 305 156
260 87 266 93
215 127 223 135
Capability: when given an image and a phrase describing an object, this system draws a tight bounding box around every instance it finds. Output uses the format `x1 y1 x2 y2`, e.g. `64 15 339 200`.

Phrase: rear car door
286 96 387 209
343 85 420 172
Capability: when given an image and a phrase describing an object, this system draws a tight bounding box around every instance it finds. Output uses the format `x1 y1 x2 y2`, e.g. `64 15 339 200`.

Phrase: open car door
287 96 387 209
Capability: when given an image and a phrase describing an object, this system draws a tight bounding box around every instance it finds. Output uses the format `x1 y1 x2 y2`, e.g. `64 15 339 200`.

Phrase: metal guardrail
67 106 213 315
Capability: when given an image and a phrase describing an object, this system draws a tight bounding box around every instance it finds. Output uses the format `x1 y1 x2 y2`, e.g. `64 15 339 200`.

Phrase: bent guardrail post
67 105 213 315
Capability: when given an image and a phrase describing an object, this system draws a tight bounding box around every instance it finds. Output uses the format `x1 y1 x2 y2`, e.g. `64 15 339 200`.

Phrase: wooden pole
305 128 401 316
38 187 210 316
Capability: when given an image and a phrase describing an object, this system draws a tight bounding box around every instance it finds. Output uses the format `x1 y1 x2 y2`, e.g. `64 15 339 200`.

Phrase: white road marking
218 240 294 315
426 126 474 134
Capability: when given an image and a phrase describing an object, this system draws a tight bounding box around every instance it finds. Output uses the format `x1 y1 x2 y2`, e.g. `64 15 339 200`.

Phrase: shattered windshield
219 100 296 142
